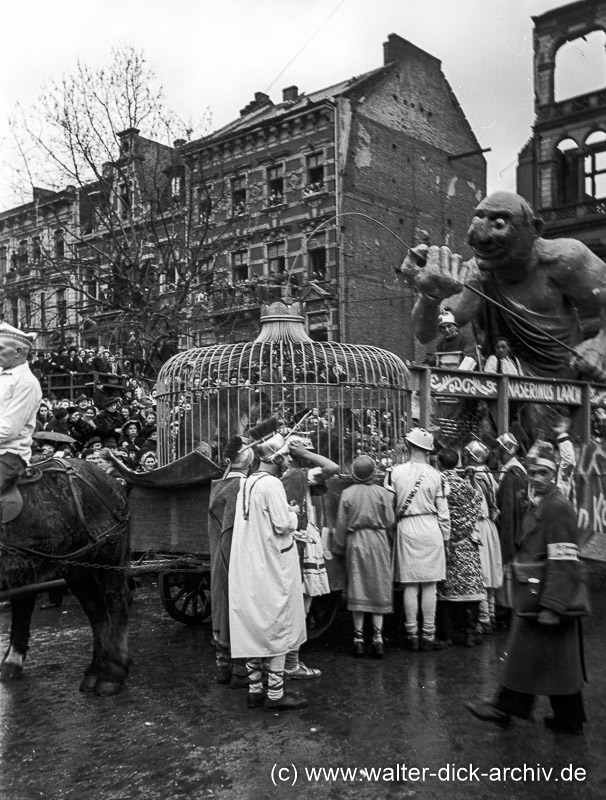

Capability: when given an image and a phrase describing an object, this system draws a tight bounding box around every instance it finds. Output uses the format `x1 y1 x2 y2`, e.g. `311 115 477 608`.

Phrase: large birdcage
155 301 411 472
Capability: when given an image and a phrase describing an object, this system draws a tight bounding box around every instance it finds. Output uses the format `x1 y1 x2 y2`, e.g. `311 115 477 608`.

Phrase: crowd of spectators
32 391 159 474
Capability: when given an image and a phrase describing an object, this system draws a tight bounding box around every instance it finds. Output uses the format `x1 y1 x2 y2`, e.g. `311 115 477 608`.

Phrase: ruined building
517 0 606 259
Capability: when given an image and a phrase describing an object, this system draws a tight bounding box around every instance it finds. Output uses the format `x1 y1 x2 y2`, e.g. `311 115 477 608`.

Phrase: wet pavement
1 565 606 800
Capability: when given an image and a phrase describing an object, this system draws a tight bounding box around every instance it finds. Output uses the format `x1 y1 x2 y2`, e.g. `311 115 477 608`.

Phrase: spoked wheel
306 590 342 640
159 570 211 626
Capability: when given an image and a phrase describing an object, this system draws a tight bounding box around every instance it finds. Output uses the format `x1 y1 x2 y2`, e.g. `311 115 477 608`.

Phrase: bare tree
5 45 234 373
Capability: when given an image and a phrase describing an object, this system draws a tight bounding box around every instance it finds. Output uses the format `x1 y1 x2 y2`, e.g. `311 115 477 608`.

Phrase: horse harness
0 459 129 568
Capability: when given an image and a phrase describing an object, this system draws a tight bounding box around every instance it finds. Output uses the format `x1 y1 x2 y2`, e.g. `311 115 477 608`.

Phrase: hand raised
398 244 470 302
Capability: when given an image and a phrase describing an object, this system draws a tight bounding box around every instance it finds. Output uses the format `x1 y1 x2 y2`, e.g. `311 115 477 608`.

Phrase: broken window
556 138 580 205
584 131 606 200
554 30 606 103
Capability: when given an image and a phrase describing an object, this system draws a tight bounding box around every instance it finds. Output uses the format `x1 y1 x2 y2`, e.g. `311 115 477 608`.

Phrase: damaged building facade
517 0 606 259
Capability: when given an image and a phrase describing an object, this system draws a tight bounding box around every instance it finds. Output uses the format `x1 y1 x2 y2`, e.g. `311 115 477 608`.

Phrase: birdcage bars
156 302 411 471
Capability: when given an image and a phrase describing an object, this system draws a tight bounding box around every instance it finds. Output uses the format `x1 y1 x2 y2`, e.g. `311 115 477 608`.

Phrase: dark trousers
494 686 586 725
0 452 26 495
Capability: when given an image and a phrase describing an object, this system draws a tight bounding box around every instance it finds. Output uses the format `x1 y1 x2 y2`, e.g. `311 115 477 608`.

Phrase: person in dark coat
466 442 587 734
94 397 123 441
207 436 253 687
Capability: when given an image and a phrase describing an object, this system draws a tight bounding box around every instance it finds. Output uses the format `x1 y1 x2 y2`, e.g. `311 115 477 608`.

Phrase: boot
265 691 308 711
352 629 365 658
371 626 384 659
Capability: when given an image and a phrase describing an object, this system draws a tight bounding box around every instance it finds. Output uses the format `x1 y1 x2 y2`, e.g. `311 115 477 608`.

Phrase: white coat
228 472 307 659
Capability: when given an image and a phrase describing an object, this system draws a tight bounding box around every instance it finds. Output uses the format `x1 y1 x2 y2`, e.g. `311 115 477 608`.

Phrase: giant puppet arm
400 244 483 344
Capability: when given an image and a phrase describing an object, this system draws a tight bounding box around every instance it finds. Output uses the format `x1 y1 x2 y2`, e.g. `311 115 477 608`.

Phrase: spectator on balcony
106 354 122 376
92 348 110 374
65 346 84 374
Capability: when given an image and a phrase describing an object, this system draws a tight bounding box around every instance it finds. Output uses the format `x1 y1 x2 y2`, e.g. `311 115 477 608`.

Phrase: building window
40 292 46 328
232 250 249 283
195 185 213 220
555 138 580 206
0 246 7 277
119 182 131 219
309 246 327 280
10 297 18 328
267 164 284 205
267 241 286 276
56 289 67 326
304 152 325 195
584 131 606 200
231 175 247 216
17 240 28 268
170 170 184 206
32 237 41 263
54 230 65 260
23 294 31 327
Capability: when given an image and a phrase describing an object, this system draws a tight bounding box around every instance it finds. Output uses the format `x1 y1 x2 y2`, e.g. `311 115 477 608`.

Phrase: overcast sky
0 0 599 210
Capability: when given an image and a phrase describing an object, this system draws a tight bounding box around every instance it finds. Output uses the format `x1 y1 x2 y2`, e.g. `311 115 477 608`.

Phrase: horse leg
1 595 36 681
67 568 131 696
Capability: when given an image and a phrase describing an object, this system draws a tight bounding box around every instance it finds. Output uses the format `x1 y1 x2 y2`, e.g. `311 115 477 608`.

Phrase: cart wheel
159 570 211 626
306 590 341 640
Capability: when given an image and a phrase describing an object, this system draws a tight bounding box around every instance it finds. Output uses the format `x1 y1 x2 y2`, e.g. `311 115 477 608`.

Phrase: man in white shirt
0 323 43 500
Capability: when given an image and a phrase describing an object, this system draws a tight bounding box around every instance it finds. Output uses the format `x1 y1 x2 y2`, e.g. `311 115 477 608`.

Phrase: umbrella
32 431 77 444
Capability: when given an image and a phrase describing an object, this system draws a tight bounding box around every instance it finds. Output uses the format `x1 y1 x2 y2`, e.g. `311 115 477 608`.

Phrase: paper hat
0 322 37 348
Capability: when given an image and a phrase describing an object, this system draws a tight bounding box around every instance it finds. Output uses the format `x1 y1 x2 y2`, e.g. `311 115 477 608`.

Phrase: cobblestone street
1 567 606 800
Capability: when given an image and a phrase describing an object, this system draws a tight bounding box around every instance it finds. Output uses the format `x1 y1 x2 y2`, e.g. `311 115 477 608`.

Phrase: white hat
496 432 518 454
405 427 435 451
0 322 37 348
438 311 456 326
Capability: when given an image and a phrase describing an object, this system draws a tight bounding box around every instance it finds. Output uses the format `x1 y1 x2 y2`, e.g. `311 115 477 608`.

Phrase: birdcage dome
156 301 411 471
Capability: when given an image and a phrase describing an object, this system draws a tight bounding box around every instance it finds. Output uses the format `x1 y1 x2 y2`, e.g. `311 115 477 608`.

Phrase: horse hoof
0 663 23 681
79 674 98 693
94 679 125 697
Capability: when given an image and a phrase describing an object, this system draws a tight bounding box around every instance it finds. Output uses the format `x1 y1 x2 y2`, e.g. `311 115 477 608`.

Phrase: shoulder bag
512 560 591 619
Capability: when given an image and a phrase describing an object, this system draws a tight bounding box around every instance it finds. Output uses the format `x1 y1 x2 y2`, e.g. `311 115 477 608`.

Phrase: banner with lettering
576 442 606 561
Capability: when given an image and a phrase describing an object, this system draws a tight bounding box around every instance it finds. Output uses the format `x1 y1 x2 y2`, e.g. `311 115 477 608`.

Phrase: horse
0 459 131 696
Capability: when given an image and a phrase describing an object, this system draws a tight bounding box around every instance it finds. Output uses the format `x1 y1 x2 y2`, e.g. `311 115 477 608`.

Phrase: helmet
464 440 490 464
438 311 456 327
351 455 376 483
496 432 518 454
253 433 289 463
405 427 434 451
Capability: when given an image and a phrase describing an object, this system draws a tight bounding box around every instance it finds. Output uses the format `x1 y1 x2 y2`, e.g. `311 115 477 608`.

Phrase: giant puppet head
467 191 544 280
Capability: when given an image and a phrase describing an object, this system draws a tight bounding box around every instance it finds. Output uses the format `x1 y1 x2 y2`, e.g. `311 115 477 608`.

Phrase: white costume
229 472 307 659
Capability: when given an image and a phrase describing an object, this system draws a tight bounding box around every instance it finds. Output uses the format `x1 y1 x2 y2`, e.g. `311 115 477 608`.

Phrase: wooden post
496 375 510 435
418 367 431 428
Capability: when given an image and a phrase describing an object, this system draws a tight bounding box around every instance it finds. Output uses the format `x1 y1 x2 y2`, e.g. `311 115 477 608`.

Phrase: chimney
282 85 299 103
240 91 274 116
173 139 186 148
